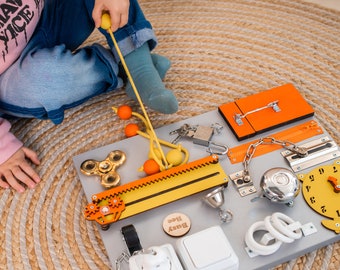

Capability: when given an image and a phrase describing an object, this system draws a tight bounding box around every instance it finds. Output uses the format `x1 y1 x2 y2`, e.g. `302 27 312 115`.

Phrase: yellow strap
104 20 169 169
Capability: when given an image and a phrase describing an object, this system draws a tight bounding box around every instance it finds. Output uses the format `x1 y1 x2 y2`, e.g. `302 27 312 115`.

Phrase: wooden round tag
162 213 191 237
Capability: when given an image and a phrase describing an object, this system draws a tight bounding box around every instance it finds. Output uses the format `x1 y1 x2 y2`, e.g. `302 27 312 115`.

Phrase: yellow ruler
84 155 228 229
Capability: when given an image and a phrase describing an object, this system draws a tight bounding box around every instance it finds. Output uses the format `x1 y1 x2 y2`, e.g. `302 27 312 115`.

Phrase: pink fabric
0 118 23 164
0 0 43 74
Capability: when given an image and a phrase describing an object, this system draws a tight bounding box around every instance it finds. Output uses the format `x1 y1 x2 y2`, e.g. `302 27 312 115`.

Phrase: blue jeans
0 0 157 124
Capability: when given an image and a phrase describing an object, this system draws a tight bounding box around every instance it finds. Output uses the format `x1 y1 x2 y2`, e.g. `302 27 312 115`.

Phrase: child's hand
93 0 130 32
0 147 40 193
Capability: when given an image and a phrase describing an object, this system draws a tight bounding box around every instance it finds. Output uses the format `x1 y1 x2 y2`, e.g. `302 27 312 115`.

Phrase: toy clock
298 160 340 234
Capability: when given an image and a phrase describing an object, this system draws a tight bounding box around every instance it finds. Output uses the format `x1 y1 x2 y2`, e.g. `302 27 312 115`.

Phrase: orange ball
117 105 132 120
124 123 139 137
143 159 160 175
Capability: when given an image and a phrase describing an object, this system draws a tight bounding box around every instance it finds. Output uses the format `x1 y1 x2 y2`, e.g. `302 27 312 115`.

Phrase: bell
203 186 233 223
204 186 225 208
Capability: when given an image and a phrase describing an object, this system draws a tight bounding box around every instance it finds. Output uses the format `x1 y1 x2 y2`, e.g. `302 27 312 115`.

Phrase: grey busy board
73 110 340 270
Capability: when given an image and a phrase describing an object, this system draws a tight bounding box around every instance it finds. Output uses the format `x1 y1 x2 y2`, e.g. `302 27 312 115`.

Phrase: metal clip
234 100 281 126
207 142 229 155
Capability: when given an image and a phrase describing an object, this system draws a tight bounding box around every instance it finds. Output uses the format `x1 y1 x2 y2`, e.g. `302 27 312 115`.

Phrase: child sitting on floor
0 0 178 192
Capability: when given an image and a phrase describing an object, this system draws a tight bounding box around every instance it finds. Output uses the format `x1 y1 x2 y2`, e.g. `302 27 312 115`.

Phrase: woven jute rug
1 0 339 269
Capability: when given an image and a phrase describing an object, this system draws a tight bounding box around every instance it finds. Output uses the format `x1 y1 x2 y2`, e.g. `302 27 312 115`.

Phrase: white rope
245 212 303 256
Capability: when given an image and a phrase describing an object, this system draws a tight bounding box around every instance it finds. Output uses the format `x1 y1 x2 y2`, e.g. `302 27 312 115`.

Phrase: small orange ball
124 123 139 137
117 105 132 120
143 159 160 175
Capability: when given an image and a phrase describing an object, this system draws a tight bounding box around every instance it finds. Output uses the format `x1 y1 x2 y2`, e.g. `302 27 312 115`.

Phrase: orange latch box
218 84 314 140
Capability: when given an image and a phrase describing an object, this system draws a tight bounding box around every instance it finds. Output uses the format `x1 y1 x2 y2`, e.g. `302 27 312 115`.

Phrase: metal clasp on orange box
218 84 315 140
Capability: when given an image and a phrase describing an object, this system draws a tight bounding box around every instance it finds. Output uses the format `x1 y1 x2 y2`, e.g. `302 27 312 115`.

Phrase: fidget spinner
80 150 126 188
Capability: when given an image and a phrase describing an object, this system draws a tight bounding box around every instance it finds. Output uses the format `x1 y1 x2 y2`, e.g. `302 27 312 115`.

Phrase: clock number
336 210 340 217
309 175 315 182
320 205 327 213
332 166 338 173
305 185 311 192
318 168 325 175
309 196 315 204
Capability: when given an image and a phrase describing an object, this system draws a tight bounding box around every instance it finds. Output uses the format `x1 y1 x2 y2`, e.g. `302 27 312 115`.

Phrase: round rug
1 0 339 269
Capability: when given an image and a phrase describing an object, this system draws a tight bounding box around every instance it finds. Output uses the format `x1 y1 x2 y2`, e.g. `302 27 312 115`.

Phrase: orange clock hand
327 176 340 193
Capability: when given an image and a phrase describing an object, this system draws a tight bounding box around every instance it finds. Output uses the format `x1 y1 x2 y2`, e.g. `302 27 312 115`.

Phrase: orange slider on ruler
227 120 323 164
84 155 228 230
